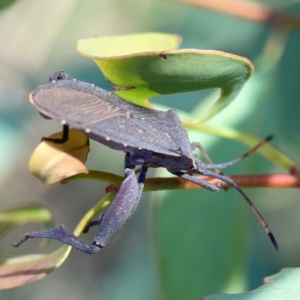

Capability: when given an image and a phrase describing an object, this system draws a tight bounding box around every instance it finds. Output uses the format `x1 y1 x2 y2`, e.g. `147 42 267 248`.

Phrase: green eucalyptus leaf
203 268 300 299
77 33 253 122
154 189 247 299
77 32 181 58
0 0 18 10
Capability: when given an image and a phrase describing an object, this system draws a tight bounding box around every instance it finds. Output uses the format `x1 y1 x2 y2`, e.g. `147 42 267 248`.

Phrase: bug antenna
202 169 278 251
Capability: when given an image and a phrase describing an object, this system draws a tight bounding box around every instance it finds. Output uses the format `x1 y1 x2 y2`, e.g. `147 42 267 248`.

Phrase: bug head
49 71 73 82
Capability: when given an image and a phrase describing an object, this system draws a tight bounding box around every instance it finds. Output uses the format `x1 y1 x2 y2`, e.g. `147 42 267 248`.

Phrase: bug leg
92 167 146 248
172 171 220 192
83 216 103 233
191 141 222 175
134 165 148 212
191 142 214 165
12 168 147 254
42 124 69 144
12 224 101 254
201 135 273 170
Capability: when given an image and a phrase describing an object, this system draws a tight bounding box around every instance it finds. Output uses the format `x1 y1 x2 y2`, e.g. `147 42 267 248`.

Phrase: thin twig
175 0 300 30
64 170 300 191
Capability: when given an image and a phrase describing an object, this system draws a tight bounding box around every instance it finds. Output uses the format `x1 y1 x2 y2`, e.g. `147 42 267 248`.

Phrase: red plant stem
175 0 300 30
144 173 300 192
67 171 300 191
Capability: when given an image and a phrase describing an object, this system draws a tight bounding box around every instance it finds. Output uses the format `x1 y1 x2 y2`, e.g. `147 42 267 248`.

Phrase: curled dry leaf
0 193 115 289
0 245 71 289
29 129 89 185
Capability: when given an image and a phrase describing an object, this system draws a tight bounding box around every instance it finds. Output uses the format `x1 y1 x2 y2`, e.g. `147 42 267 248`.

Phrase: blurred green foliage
0 0 300 299
0 0 17 10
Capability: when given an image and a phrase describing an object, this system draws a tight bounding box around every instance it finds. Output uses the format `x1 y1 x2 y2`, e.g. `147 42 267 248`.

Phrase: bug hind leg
12 168 147 254
12 224 101 254
92 166 147 248
84 164 147 238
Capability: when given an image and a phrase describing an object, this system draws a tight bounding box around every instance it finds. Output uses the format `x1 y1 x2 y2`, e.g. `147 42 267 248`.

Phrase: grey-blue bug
12 71 278 253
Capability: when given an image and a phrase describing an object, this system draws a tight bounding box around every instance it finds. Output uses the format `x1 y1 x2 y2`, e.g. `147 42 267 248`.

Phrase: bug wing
30 80 181 156
87 108 182 155
30 83 127 124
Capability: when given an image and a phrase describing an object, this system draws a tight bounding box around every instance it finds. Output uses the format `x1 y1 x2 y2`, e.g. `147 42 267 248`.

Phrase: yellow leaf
29 129 89 185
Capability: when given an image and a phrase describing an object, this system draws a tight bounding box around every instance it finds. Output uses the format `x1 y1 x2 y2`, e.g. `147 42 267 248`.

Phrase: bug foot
12 225 101 254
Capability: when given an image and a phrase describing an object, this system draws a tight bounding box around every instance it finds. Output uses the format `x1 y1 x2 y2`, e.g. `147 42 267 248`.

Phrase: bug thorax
126 149 195 172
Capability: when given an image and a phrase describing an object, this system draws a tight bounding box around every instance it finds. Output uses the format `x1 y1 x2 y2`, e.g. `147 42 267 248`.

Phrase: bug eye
49 71 71 81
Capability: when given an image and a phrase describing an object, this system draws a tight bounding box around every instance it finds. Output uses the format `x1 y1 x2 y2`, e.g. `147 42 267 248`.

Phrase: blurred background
1 0 300 299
